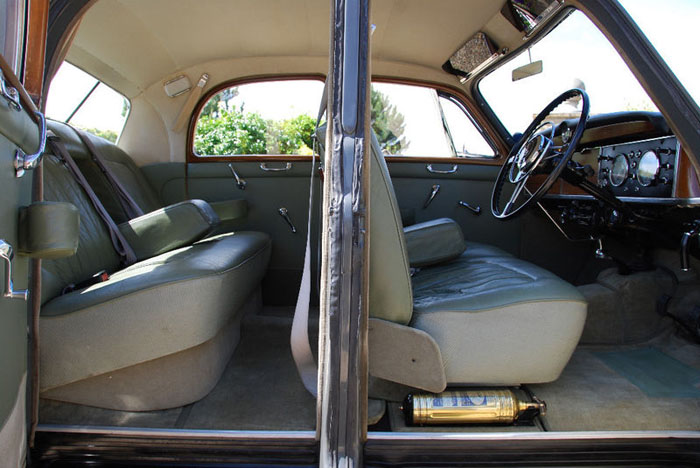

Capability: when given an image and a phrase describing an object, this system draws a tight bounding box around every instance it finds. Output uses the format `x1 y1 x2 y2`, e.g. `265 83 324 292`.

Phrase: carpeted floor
40 310 320 430
39 311 700 433
530 331 700 431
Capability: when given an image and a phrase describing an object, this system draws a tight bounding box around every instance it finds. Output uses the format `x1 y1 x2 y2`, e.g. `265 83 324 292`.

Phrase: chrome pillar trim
427 163 458 174
260 162 293 172
14 111 47 178
278 207 297 233
0 240 28 300
227 163 247 190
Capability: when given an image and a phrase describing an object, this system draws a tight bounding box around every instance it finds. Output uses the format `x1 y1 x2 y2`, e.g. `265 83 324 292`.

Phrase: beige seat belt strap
172 73 209 133
290 80 327 397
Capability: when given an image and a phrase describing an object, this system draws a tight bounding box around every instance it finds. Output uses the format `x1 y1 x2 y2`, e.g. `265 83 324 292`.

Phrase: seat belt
73 127 145 220
290 80 327 397
48 133 137 267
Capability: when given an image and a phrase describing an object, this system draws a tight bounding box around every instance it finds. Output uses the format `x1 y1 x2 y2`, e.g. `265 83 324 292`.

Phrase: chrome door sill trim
36 424 316 440
367 430 700 441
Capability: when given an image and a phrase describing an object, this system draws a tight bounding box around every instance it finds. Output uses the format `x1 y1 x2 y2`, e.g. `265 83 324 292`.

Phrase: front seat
367 131 587 387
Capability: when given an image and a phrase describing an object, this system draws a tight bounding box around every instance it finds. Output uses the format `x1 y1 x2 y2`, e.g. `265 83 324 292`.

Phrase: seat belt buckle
61 270 110 295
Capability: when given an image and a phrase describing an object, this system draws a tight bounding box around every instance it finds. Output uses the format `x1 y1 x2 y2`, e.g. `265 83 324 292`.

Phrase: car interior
29 0 700 436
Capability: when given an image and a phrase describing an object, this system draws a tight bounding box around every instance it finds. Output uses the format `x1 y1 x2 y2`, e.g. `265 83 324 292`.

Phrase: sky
44 1 700 147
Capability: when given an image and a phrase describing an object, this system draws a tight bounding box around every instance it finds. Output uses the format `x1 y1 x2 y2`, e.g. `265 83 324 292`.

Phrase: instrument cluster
597 136 678 198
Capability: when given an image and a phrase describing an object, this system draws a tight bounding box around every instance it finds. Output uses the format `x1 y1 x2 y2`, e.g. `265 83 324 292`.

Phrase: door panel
142 160 320 305
387 161 523 255
0 83 38 464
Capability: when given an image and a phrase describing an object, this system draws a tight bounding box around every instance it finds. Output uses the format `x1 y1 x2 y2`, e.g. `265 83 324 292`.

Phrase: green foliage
194 104 316 156
78 127 118 143
370 88 406 154
201 87 239 119
194 107 268 155
275 114 316 155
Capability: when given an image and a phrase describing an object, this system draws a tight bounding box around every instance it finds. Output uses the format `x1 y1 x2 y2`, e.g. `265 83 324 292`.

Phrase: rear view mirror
512 60 543 81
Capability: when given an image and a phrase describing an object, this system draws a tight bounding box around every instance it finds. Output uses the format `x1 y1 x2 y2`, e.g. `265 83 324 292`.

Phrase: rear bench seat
39 126 271 411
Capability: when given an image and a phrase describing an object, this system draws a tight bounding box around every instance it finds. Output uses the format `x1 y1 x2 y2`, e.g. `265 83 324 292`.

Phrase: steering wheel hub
491 88 590 219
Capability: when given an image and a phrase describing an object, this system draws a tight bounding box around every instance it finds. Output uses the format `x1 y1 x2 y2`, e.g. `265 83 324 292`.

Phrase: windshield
618 0 699 109
479 9 657 134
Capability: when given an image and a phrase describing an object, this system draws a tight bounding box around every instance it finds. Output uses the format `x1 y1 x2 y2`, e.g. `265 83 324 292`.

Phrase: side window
193 79 324 157
45 62 130 143
370 82 495 158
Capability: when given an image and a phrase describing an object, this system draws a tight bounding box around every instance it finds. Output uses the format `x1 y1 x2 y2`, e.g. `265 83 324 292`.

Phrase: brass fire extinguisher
402 389 546 425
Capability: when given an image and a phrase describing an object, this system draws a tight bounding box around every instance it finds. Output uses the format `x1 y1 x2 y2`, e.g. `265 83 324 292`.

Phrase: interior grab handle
0 240 28 301
227 163 247 190
278 207 297 233
15 111 47 178
260 162 293 172
458 200 481 215
426 164 458 174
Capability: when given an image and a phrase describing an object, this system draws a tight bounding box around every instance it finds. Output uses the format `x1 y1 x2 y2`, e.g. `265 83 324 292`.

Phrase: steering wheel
491 88 590 219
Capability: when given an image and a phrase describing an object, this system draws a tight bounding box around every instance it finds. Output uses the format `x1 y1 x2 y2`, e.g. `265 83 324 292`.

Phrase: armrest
118 199 219 260
209 199 247 222
403 218 466 267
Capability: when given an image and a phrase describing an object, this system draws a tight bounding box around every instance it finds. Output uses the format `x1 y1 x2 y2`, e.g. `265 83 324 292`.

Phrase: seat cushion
40 231 271 390
410 243 587 385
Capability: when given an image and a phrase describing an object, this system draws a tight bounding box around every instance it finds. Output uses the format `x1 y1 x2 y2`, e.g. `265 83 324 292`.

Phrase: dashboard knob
659 177 672 185
661 163 674 170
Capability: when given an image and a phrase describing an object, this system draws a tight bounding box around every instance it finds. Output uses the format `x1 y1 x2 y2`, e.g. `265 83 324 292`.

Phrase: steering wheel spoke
491 88 590 219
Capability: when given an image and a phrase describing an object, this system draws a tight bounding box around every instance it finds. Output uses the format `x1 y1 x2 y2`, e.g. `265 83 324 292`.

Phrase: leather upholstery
404 218 466 267
118 199 219 260
48 120 162 223
39 129 272 409
368 131 413 325
367 131 587 385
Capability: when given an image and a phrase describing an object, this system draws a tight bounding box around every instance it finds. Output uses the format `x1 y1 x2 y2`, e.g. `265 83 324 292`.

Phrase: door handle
227 163 247 190
426 164 457 174
278 207 297 233
458 200 481 215
0 240 27 301
260 162 293 172
423 184 440 208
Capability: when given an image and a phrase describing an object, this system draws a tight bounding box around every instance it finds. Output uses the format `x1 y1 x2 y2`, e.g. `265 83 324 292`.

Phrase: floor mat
531 333 700 431
594 347 700 398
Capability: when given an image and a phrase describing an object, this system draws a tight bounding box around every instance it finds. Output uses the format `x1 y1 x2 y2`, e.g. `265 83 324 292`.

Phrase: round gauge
609 154 629 187
637 150 660 186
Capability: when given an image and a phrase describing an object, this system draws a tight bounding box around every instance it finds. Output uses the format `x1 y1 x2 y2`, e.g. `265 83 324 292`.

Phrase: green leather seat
367 131 587 387
39 147 271 411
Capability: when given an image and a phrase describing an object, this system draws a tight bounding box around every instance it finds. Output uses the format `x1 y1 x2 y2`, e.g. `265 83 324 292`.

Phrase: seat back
367 132 413 325
41 150 121 304
47 121 161 224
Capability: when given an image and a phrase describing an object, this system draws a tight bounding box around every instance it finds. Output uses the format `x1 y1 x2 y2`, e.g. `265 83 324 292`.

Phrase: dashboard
597 136 677 199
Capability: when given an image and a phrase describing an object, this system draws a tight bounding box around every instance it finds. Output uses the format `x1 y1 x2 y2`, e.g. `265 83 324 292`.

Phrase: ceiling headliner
67 0 508 96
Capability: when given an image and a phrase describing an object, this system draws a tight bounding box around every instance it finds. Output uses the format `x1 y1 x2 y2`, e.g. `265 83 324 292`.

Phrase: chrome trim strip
367 430 700 441
36 424 316 440
544 193 700 206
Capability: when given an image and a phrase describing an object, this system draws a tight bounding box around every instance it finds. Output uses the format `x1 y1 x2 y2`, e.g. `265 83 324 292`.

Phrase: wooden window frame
186 74 508 165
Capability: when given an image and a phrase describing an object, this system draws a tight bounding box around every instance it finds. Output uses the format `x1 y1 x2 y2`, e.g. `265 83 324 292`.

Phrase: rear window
193 79 323 157
46 62 130 143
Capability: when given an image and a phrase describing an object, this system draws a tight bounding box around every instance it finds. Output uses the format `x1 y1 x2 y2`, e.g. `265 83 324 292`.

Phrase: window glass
619 0 700 109
1 0 25 73
194 80 323 156
46 62 130 143
371 82 494 158
479 10 657 135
